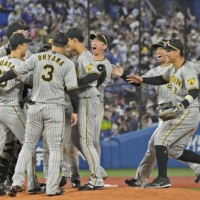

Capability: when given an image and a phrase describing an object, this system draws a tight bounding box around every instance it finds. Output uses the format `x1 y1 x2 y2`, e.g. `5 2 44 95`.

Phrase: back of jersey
14 51 78 105
0 56 24 106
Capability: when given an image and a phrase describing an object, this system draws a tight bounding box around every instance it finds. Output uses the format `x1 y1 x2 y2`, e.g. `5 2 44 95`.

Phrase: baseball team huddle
0 20 200 197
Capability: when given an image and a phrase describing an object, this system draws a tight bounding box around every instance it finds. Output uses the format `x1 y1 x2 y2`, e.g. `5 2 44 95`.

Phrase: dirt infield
2 177 199 200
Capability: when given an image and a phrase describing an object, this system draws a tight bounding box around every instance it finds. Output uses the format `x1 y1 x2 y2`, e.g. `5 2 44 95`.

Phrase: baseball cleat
8 185 21 197
0 183 7 196
38 183 46 191
71 180 81 188
78 183 104 191
195 173 200 183
18 185 26 192
47 188 65 196
124 178 141 187
144 176 171 189
59 176 67 187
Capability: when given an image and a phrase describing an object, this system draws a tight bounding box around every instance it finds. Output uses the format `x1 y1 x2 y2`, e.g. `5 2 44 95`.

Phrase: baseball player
0 21 44 193
0 33 36 196
66 27 104 191
0 32 79 196
112 39 200 187
126 39 200 188
41 38 81 188
59 32 112 187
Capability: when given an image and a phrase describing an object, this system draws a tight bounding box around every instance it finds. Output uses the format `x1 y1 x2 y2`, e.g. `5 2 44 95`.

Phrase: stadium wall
35 124 200 170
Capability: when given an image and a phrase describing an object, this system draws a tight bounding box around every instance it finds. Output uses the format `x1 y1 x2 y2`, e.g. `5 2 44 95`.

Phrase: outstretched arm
112 65 141 86
126 74 168 85
0 70 17 83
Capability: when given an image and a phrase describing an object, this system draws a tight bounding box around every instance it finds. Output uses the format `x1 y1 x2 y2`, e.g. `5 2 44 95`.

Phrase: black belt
29 100 36 105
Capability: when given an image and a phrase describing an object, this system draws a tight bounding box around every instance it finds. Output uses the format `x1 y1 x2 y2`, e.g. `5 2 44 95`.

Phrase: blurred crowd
0 0 200 140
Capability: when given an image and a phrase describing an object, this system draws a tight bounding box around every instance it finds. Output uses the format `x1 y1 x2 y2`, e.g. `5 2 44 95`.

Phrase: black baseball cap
6 21 29 38
90 32 109 46
163 39 183 52
66 28 84 40
152 39 167 49
52 32 68 45
10 33 32 49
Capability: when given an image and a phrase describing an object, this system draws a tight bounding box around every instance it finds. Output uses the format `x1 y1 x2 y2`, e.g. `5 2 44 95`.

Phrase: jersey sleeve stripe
188 87 199 91
161 74 169 82
12 68 21 79
67 86 79 91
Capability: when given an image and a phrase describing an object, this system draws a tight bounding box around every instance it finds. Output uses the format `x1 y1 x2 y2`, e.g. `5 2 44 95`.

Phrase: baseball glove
97 64 107 87
158 107 180 121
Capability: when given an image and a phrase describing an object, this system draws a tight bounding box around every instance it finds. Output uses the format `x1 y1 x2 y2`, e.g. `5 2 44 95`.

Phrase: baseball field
2 168 200 200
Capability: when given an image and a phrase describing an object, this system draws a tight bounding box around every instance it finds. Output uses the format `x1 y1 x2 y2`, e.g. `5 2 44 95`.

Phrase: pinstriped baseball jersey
95 58 112 102
162 61 199 107
0 56 26 106
0 44 32 59
193 62 200 74
74 50 100 98
13 51 78 105
142 64 173 104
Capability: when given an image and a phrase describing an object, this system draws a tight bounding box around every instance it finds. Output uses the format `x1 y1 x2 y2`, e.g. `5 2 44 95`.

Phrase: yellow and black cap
152 39 167 49
6 21 29 38
10 33 32 49
163 39 183 52
53 32 68 45
90 32 109 46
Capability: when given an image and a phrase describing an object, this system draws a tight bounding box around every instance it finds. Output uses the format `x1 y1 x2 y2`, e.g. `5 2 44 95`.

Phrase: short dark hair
52 41 66 48
66 27 84 43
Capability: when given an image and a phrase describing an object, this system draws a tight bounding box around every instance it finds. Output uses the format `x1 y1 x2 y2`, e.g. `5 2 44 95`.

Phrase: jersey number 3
0 70 8 88
41 65 54 82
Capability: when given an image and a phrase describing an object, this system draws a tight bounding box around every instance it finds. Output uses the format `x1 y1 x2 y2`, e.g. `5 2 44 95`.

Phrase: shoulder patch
187 78 196 86
85 63 93 72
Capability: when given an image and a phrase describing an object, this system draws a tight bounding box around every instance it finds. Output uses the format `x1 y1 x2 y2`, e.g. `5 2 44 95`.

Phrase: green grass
34 168 196 178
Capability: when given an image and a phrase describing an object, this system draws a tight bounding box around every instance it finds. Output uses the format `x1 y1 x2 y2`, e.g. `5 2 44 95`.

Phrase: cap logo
18 21 22 25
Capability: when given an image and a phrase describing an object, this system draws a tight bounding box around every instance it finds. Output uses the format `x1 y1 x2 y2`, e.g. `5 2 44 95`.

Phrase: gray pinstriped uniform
61 94 80 182
11 51 78 195
134 63 200 186
0 56 39 190
0 45 33 151
61 57 112 181
94 58 112 175
71 50 104 186
151 61 199 177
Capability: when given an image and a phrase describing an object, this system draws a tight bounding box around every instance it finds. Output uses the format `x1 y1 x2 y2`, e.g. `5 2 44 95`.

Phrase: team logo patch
187 78 196 86
85 63 93 72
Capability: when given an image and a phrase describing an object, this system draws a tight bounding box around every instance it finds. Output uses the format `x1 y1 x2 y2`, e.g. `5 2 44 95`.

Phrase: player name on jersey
0 59 15 69
38 54 65 67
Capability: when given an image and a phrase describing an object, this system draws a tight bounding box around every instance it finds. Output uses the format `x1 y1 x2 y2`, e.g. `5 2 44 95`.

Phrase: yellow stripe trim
162 109 190 145
84 98 97 185
13 106 25 128
140 153 156 184
161 74 169 82
67 86 78 91
32 152 38 189
12 68 21 79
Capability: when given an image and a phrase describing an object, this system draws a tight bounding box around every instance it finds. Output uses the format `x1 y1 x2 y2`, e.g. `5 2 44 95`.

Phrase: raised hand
112 65 124 77
126 74 143 84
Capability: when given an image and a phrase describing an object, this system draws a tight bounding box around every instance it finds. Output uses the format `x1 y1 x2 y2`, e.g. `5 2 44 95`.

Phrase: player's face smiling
156 47 166 63
91 38 106 55
165 50 177 63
